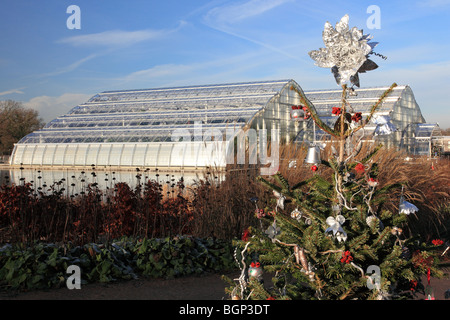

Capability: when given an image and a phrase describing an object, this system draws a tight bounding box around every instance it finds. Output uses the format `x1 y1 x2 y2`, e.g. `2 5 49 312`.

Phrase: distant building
432 135 450 157
10 79 440 169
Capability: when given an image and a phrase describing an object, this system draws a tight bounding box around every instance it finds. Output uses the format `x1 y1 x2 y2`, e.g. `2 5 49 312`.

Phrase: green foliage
0 236 235 291
228 161 443 300
235 84 448 299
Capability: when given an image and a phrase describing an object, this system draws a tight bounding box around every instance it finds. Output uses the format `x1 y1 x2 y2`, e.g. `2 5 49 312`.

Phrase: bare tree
0 100 45 155
441 127 450 136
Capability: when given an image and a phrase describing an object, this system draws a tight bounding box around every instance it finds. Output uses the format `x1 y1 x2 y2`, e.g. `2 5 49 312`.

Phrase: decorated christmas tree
224 15 443 300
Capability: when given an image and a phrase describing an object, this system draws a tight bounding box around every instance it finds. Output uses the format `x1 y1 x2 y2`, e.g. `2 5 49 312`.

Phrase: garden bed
0 149 448 300
0 237 236 292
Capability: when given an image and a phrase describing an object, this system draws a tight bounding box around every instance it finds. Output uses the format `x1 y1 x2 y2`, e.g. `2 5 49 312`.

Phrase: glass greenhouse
10 79 437 169
11 80 306 169
401 123 442 156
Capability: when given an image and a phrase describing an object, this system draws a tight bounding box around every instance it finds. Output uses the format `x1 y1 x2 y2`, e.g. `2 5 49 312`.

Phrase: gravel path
1 272 449 300
1 272 239 300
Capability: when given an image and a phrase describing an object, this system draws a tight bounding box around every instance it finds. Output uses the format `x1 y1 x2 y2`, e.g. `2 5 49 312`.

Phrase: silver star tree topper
308 14 381 87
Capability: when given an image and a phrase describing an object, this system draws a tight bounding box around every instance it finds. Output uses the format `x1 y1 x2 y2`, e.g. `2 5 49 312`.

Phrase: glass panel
20 145 35 165
64 145 77 166
170 142 187 167
196 142 211 167
180 142 199 167
109 144 124 166
120 144 135 166
144 144 159 167
12 145 26 165
132 144 147 166
196 141 227 167
85 144 100 166
74 145 89 166
32 145 46 165
157 144 173 167
96 144 112 166
53 145 67 165
41 145 55 165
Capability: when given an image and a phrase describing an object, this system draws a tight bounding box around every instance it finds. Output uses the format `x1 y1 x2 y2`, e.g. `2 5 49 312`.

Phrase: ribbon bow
373 115 397 135
273 190 286 211
265 220 281 240
325 215 347 242
399 196 419 215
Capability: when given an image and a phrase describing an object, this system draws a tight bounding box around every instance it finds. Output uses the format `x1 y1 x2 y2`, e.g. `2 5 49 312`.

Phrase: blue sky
1 0 449 128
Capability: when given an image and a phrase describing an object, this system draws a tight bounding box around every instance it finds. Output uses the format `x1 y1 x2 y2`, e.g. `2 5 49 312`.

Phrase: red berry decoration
332 107 342 115
311 165 318 171
354 163 365 174
351 112 362 122
340 251 353 264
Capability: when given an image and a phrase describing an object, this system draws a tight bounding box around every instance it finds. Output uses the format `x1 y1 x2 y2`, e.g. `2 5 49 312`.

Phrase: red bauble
311 165 318 171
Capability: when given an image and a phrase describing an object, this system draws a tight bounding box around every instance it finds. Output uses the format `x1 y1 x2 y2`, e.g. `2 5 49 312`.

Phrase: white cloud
125 64 195 82
57 23 185 48
58 29 161 47
0 88 24 96
23 93 92 123
40 54 98 77
120 49 279 87
202 0 302 62
204 0 292 26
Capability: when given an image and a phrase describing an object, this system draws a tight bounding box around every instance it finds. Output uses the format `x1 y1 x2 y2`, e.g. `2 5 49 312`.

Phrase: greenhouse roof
414 123 441 139
17 81 418 145
305 85 404 114
19 80 291 144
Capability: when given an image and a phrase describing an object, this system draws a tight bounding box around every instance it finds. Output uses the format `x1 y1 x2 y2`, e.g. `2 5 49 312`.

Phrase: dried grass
275 142 449 240
0 143 448 244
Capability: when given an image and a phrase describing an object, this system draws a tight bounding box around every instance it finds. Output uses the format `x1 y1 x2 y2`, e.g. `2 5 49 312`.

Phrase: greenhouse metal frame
11 80 306 169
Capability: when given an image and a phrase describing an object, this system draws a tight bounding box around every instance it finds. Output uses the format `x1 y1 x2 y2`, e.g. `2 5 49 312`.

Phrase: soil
1 271 449 300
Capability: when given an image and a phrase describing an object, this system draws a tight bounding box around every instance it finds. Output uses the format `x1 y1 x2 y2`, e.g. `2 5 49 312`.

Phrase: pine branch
321 158 338 171
275 211 307 236
248 278 272 300
350 83 398 136
291 180 308 191
257 176 282 193
358 246 378 261
371 183 402 207
361 144 383 164
366 83 398 124
373 227 392 248
348 233 370 252
273 172 291 192
291 200 326 225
